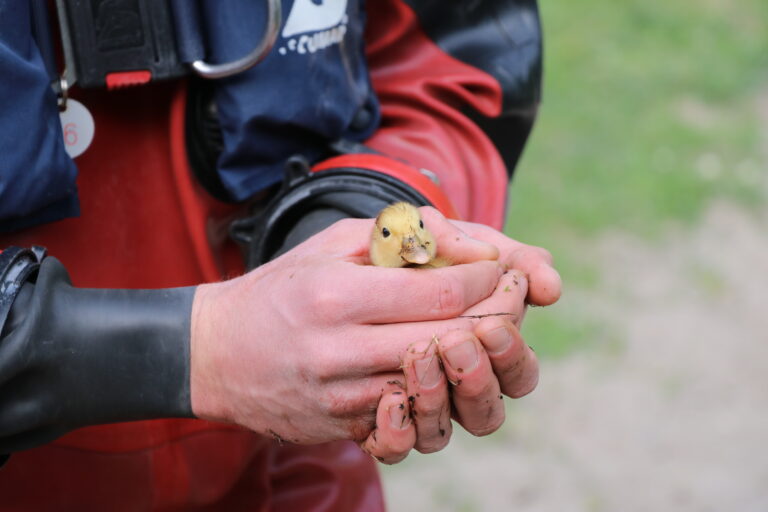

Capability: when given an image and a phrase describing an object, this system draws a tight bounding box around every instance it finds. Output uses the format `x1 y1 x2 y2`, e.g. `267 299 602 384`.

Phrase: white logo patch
278 0 349 55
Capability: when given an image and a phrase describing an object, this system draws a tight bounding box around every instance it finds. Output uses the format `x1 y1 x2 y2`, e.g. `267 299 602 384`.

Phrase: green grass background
505 0 768 357
382 4 767 505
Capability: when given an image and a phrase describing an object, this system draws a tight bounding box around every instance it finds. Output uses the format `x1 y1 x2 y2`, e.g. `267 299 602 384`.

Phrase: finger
507 246 562 307
437 330 505 436
474 317 539 398
449 220 562 307
359 275 536 386
402 338 453 453
461 269 529 328
358 280 536 372
322 373 408 428
326 260 503 324
359 317 476 373
419 207 499 264
360 390 416 465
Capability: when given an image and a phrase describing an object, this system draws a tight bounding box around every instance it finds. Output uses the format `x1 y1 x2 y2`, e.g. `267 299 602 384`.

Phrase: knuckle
415 401 443 421
420 205 443 220
321 218 366 246
456 378 495 401
328 217 357 235
531 246 554 265
415 436 449 454
500 351 538 398
430 275 465 317
499 350 529 387
507 371 539 398
502 379 526 399
315 389 339 415
386 437 415 457
468 417 504 437
347 417 376 442
461 403 505 437
313 354 342 384
506 268 527 285
499 358 525 384
412 392 447 419
309 283 347 318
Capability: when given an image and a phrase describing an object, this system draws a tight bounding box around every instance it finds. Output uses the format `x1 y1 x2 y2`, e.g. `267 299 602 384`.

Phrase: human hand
188 216 503 447
361 207 561 463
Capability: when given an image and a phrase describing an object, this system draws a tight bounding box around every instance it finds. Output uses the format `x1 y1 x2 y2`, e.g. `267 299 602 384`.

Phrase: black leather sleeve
0 253 194 459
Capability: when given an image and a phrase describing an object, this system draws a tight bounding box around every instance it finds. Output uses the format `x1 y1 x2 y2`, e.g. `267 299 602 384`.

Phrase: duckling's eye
382 227 390 238
419 220 424 229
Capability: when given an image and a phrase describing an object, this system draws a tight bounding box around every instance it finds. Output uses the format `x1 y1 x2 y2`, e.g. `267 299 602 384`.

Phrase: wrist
190 281 234 424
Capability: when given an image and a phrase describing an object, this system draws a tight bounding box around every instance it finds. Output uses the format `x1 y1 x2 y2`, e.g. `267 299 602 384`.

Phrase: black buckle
50 0 283 89
54 0 187 89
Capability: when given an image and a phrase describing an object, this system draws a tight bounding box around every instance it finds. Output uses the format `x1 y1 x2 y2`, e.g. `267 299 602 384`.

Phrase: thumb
419 207 499 264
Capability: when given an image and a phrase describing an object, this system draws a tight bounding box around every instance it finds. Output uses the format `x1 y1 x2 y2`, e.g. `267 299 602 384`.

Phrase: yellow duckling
370 202 448 268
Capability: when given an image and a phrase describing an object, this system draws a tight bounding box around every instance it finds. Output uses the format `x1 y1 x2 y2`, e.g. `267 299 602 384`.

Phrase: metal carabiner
191 0 282 79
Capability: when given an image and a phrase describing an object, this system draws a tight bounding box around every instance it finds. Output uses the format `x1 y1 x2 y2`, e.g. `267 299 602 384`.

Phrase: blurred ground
381 201 768 512
381 0 767 508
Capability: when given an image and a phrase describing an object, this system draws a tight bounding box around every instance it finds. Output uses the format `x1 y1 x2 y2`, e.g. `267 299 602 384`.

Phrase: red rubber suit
0 1 510 509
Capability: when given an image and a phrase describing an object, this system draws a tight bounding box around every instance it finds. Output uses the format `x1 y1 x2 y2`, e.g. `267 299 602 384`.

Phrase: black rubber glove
0 257 194 457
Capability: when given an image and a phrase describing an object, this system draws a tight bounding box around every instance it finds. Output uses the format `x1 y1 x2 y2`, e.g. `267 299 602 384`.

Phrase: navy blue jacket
0 0 378 231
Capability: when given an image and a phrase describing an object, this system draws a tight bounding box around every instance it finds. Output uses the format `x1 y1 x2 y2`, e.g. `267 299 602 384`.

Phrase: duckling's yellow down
370 202 449 268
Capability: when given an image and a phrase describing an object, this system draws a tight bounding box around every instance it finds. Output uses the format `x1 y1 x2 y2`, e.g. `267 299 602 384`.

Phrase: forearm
0 254 194 455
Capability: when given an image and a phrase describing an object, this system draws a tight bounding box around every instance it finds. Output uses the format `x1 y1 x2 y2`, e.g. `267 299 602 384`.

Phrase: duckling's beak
400 235 431 265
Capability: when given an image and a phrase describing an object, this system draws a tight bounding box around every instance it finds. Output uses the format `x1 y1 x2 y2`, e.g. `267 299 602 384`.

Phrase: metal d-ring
191 0 282 79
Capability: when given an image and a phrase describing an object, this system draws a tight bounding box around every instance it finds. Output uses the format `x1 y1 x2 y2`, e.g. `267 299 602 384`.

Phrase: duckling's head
370 202 437 267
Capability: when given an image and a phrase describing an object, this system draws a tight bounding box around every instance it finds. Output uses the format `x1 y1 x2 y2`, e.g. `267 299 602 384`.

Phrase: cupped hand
365 207 559 463
189 216 502 447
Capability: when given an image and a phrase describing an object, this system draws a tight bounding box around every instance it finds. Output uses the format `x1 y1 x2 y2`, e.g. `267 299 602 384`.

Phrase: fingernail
389 403 410 429
414 357 442 387
484 327 512 354
443 340 478 374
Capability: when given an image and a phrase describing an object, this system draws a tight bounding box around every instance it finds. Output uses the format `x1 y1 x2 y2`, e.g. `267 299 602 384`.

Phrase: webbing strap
169 0 205 63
